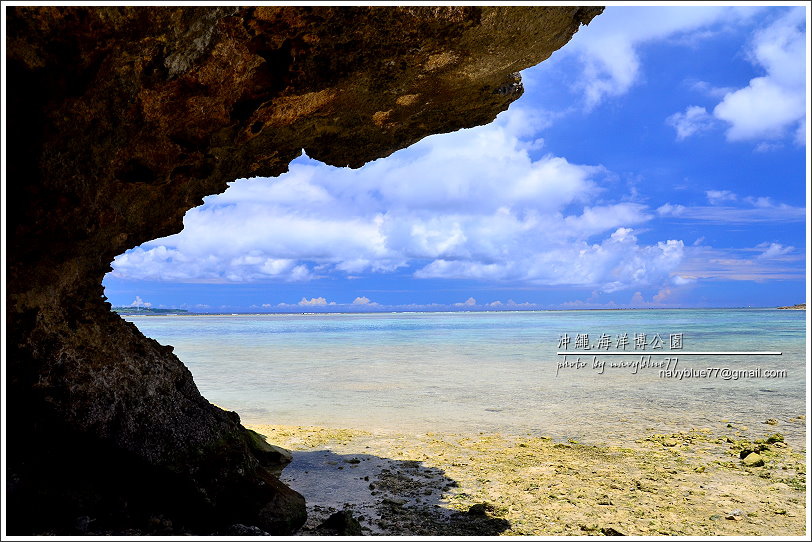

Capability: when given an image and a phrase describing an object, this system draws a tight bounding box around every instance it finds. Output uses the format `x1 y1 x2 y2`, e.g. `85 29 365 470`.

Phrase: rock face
5 6 602 534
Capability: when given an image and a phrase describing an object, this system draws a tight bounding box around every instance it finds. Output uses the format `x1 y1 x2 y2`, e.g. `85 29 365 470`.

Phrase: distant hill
112 307 189 315
777 303 805 310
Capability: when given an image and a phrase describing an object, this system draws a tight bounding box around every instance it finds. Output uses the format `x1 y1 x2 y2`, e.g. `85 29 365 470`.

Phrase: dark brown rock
245 428 294 476
5 5 602 535
319 510 363 536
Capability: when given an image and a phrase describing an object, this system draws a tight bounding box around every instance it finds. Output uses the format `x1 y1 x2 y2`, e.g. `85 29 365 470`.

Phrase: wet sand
247 419 806 536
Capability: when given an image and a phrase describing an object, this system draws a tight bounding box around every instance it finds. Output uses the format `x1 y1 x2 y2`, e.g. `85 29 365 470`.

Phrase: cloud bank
111 106 683 294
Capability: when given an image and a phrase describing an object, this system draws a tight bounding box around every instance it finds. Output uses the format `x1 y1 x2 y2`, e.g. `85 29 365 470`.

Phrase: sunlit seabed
124 309 807 448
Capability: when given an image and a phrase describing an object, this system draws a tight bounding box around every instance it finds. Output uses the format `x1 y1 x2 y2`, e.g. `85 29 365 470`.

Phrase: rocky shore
247 420 806 536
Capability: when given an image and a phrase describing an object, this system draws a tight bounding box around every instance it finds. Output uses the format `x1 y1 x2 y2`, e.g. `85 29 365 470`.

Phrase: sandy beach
247 419 806 536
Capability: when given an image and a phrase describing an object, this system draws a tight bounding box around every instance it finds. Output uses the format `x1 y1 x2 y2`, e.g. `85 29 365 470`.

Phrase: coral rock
6 5 602 534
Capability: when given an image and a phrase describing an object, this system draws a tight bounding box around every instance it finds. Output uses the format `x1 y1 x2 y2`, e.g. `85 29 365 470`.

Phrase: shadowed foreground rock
5 5 601 534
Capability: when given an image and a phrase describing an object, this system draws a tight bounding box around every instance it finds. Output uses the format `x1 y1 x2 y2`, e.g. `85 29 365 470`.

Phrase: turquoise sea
125 309 807 447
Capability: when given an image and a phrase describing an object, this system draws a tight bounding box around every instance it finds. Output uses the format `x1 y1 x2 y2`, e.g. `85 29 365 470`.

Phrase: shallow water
125 309 806 446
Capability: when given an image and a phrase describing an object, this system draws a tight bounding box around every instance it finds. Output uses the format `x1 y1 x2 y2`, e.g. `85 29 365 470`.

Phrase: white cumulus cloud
757 242 794 260
563 6 760 108
669 8 806 144
299 297 332 306
666 106 716 140
715 8 806 142
129 296 151 308
111 105 683 294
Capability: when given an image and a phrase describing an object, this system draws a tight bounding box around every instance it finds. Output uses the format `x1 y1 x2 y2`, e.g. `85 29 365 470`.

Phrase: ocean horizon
119 305 804 315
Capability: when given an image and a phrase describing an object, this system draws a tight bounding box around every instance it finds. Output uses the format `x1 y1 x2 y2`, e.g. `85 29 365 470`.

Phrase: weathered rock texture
6 6 602 535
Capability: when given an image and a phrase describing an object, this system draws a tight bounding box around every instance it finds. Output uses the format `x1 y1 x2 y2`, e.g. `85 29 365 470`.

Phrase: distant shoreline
116 306 804 316
112 307 188 315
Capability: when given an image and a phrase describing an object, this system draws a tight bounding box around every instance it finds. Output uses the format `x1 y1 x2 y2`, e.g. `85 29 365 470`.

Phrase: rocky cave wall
5 6 602 535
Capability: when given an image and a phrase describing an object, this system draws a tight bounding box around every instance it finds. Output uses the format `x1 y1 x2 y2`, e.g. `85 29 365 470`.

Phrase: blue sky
104 5 808 313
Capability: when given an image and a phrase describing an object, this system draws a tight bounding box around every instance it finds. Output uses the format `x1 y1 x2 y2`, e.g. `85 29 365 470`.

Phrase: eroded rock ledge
6 6 601 534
